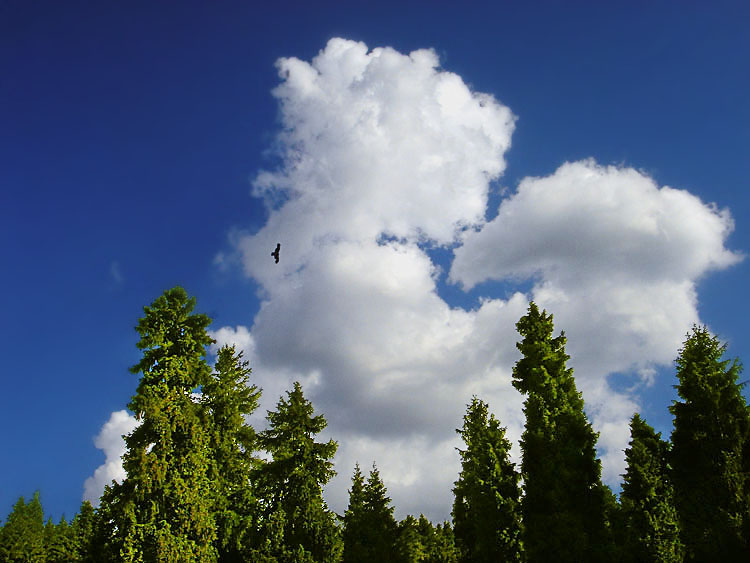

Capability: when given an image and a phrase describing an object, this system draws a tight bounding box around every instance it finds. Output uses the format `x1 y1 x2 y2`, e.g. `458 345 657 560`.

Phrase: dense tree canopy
4 290 750 562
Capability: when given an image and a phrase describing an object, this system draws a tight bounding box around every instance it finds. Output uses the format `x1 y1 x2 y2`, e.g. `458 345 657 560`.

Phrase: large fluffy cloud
449 160 741 481
224 39 740 518
88 38 741 520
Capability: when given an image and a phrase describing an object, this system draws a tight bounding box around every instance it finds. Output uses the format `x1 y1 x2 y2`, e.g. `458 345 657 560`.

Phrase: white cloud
89 37 740 522
83 410 138 506
451 159 741 483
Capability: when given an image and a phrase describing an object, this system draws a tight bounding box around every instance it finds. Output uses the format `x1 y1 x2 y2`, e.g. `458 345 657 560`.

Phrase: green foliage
669 325 750 560
71 501 96 562
10 291 750 562
255 381 342 562
620 413 682 562
452 396 523 562
342 463 397 562
202 344 262 560
45 515 76 563
0 492 46 562
512 302 610 562
99 287 218 561
394 515 459 563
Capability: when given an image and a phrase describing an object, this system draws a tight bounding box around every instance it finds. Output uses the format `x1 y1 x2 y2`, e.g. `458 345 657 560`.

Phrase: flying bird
271 243 281 264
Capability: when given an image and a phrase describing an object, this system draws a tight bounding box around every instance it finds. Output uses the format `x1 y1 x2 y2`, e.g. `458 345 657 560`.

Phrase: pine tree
669 325 750 560
452 396 523 562
394 515 459 563
342 464 367 563
202 344 262 560
343 463 398 562
620 413 682 562
254 381 341 561
71 501 96 562
98 287 217 561
0 492 46 562
45 515 76 563
512 302 610 562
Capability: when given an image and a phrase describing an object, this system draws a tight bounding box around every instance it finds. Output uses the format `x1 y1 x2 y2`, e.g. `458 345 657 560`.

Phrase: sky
2 0 749 524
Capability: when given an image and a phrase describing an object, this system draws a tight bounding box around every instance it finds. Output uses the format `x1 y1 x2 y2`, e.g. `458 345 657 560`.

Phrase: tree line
1 287 748 561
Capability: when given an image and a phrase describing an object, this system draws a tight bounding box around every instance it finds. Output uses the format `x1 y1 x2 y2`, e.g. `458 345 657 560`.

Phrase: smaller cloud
109 261 123 284
83 410 138 505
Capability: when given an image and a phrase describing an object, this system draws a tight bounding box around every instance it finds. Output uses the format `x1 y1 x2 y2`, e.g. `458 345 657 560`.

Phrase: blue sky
2 0 749 523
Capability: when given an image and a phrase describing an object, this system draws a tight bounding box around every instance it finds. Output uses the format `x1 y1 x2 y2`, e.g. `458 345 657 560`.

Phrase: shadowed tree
343 463 398 562
254 381 341 562
71 500 96 562
512 302 610 562
202 344 262 561
620 413 682 562
452 396 523 562
669 326 750 560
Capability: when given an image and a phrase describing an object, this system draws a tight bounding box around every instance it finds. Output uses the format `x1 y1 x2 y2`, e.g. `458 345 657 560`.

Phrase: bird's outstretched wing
271 243 281 264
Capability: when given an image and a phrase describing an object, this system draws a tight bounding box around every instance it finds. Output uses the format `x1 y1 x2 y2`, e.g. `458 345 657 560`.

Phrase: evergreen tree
254 381 341 561
342 464 367 563
512 302 610 562
71 501 96 562
452 396 523 562
669 325 750 560
202 344 262 561
394 515 459 563
0 492 46 562
45 515 76 563
620 413 682 562
98 287 217 562
394 515 425 563
343 463 397 562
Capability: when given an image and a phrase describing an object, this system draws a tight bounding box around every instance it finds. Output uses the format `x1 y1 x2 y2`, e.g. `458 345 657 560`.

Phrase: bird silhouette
271 243 281 264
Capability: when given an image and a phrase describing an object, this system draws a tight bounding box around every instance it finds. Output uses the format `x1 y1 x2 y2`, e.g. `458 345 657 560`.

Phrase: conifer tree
620 413 682 562
452 396 523 562
343 463 398 562
71 501 96 562
98 287 217 562
342 464 367 563
394 515 459 563
0 492 46 562
254 381 341 561
512 302 610 562
45 515 76 563
202 344 261 560
669 326 750 560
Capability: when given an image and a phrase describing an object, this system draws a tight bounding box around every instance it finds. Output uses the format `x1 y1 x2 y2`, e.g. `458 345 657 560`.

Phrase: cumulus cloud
89 37 740 521
83 410 138 505
450 160 742 483
225 39 740 518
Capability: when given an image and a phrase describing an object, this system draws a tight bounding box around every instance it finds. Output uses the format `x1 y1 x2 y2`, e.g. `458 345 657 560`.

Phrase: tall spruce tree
342 464 367 563
669 325 750 560
254 381 341 561
202 344 262 561
98 287 217 562
452 396 523 562
512 303 609 562
343 463 398 562
71 500 96 563
620 413 682 562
